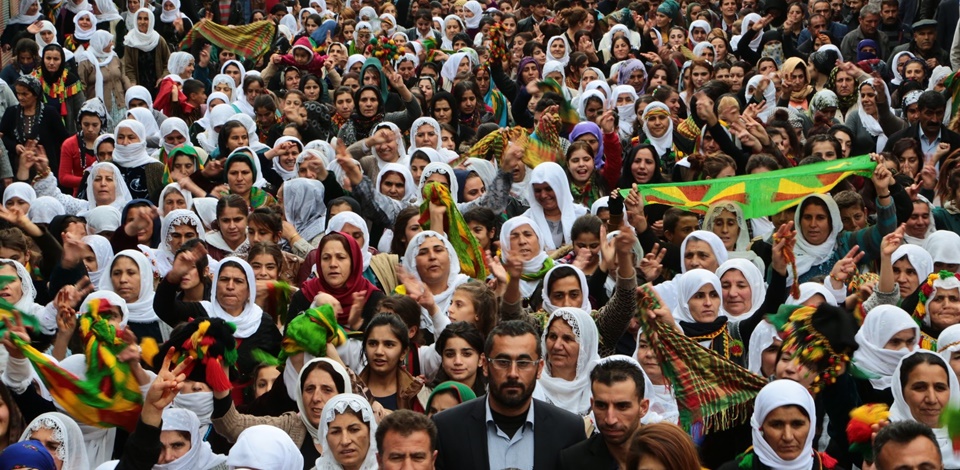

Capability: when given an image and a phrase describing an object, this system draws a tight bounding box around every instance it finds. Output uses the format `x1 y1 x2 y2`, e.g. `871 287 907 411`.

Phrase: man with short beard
431 320 586 470
884 91 960 159
559 356 649 470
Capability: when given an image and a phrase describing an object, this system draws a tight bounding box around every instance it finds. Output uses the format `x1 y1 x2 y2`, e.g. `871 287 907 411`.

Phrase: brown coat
123 37 171 88
78 56 132 112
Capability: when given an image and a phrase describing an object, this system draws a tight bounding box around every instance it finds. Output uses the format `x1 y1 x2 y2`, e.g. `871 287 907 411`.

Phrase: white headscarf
703 202 765 272
440 15 465 49
576 89 605 121
408 117 443 153
857 79 890 152
83 205 122 234
928 65 952 92
192 197 218 231
3 182 36 209
793 194 842 282
155 408 227 470
717 259 767 322
111 120 158 168
632 330 680 422
81 235 113 286
924 230 960 266
292 357 353 438
750 380 817 470
786 282 838 306
34 21 58 49
523 162 584 250
204 257 263 338
227 425 303 470
73 10 98 41
537 308 601 416
545 36 569 66
541 264 591 313
97 250 157 324
938 324 960 365
675 268 722 325
747 320 779 376
345 54 366 73
284 178 327 243
327 211 371 270
732 13 763 52
678 230 728 274
923 275 960 327
157 183 193 216
167 51 194 77
402 231 470 333
892 244 934 293
159 117 190 156
84 162 133 211
271 136 302 181
159 0 186 23
745 74 778 122
315 394 379 470
687 20 711 45
64 0 92 14
369 122 407 170
210 74 237 101
614 85 638 139
890 51 915 86
27 196 63 224
80 30 116 100
21 412 90 470
124 85 154 110
0 259 45 332
197 105 237 153
499 216 551 299
94 0 122 22
641 101 674 156
376 163 417 208
440 52 471 84
419 161 458 202
127 107 161 147
889 350 960 468
10 0 42 24
853 305 919 390
903 196 936 246
153 209 205 276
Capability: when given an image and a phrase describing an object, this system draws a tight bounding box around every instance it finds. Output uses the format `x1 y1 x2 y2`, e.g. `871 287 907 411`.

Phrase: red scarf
299 233 379 325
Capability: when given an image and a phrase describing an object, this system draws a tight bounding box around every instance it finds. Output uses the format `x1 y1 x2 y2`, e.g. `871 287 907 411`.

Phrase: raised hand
1 311 30 359
639 243 666 281
830 245 865 285
142 349 192 426
771 221 796 276
880 224 905 258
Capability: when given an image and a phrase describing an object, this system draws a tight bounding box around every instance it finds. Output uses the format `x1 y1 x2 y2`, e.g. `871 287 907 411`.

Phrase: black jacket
883 122 960 154
432 397 586 470
559 433 618 470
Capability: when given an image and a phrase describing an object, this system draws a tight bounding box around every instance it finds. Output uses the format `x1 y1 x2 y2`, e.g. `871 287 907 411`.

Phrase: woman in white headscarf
98 249 165 342
314 394 379 470
721 379 829 469
633 333 680 423
522 162 587 250
226 425 303 470
888 349 960 469
68 10 98 51
407 117 443 154
127 106 162 149
282 178 327 253
124 85 168 127
540 264 591 314
93 0 123 37
84 205 122 234
402 231 471 335
717 259 769 323
640 101 681 171
612 85 638 141
19 412 90 470
101 407 227 470
852 305 919 404
730 13 763 53
417 160 513 214
78 30 130 124
845 78 905 154
924 230 960 272
545 36 570 66
542 60 574 100
34 161 133 215
108 119 165 201
0 259 55 335
3 182 36 214
703 202 766 273
81 234 114 286
938 324 960 377
196 104 237 154
863 241 934 317
747 320 781 378
157 182 192 216
27 196 64 224
155 0 192 48
326 210 373 273
499 216 554 301
744 74 778 122
461 0 483 31
534 307 601 416
145 208 205 277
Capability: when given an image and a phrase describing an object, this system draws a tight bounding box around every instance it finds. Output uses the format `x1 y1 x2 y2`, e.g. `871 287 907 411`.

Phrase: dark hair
536 92 565 112
433 321 487 394
390 206 421 255
182 79 205 97
300 359 346 393
626 423 702 469
899 353 949 394
452 280 498 337
893 138 923 175
522 41 544 57
546 265 583 296
242 74 266 93
571 213 602 242
663 207 698 233
254 94 277 113
873 421 941 467
0 382 24 448
803 134 842 159
462 207 499 257
745 153 781 173
176 238 210 278
590 358 646 398
375 410 438 454
217 120 248 152
247 207 282 234
430 91 459 124
484 320 541 358
364 313 411 352
247 241 284 269
701 153 737 178
651 85 678 104
833 190 865 211
216 194 249 220
452 80 483 113
332 85 354 102
14 38 39 59
918 91 946 111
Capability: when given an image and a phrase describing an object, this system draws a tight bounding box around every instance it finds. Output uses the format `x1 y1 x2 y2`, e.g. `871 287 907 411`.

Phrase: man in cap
890 19 949 68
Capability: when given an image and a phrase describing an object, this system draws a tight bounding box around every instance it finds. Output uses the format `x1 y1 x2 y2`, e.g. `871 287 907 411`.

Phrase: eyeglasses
490 357 539 370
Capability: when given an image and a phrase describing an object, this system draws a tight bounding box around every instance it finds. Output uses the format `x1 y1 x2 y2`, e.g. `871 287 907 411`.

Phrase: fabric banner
618 155 877 219
179 19 277 61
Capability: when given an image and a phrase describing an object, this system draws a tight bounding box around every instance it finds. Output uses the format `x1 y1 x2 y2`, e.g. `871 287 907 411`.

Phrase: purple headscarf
856 39 879 61
517 56 542 85
569 121 606 168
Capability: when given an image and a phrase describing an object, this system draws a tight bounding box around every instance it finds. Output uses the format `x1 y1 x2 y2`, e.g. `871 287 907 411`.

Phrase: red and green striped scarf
178 20 277 61
418 182 488 279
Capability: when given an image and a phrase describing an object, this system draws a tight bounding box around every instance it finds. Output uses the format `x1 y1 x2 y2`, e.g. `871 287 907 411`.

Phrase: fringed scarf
252 304 347 366
36 67 83 118
418 181 488 279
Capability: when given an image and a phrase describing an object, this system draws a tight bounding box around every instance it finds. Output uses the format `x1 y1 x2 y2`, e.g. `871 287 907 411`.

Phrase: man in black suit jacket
432 320 586 470
560 356 650 470
884 91 960 159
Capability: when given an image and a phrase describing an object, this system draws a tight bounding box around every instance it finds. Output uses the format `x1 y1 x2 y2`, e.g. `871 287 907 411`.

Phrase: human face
244 81 263 106
920 106 947 137
583 99 603 122
635 336 663 384
892 257 921 297
549 275 584 309
800 203 831 245
0 265 23 305
462 175 485 202
249 252 279 281
860 83 878 116
440 129 456 151
683 239 719 272
834 70 855 97
720 269 753 317
157 431 191 465
885 328 917 351
905 201 931 241
432 98 453 123
441 336 481 384
30 427 65 469
591 379 646 445
566 148 594 184
687 284 720 322
467 222 493 251
665 216 698 247
224 64 242 86
41 49 64 78
859 13 879 35
459 89 478 115
876 434 945 470
365 324 405 375
301 367 339 426
224 126 248 152
521 63 540 84
532 47 546 65
378 172 406 201
549 39 566 59
545 317 580 377
415 237 451 285
447 290 478 324
110 256 141 303
839 205 866 232
417 79 434 103
326 412 371 469
253 366 280 398
509 224 541 262
532 183 558 212
904 362 951 427
829 130 851 158
929 287 960 331
216 265 249 314
378 429 436 470
444 18 461 37
217 206 247 247
356 28 372 44
611 37 630 59
761 406 811 461
721 0 737 16
668 28 684 46
710 209 740 250
167 224 197 252
227 159 253 195
646 112 670 138
775 345 820 389
319 238 352 289
483 333 542 411
97 141 114 161
630 148 657 184
913 27 935 51
904 63 926 84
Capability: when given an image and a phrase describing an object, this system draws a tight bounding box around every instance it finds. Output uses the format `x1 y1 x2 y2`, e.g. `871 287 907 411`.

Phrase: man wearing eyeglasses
432 320 586 470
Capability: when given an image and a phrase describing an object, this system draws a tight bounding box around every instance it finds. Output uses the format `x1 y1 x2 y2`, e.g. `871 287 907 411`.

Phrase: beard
489 378 535 409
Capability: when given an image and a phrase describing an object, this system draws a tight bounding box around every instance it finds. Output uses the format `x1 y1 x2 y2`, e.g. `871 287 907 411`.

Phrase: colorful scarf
299 234 379 325
418 182 488 279
165 318 238 392
459 126 555 169
253 304 347 366
15 298 142 431
179 19 277 60
161 145 202 185
263 281 293 326
636 284 767 437
35 67 83 118
247 187 275 209
617 155 876 219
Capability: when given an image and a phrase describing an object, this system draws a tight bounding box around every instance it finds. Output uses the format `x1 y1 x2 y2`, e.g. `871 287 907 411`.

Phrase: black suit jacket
432 397 587 470
883 122 960 154
559 433 618 470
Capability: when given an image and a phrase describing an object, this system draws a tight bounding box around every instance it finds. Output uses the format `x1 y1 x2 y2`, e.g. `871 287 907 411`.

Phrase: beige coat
78 56 132 111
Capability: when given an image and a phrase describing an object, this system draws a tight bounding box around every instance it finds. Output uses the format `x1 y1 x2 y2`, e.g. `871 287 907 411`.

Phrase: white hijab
537 308 601 416
732 13 763 52
407 117 443 153
315 394 379 470
10 0 42 24
924 230 960 266
159 0 187 23
857 79 891 152
111 120 158 168
499 216 551 299
204 257 263 338
786 282 838 306
227 425 303 470
717 259 767 322
124 85 154 110
402 231 470 334
614 85 638 140
376 163 417 210
903 196 937 246
745 74 778 122
892 244 934 295
158 182 193 216
0 259 45 332
678 230 728 274
675 268 722 325
545 36 569 66
938 324 960 365
21 412 90 470
270 136 302 181
73 10 98 41
81 30 116 100
81 235 114 286
889 350 960 468
294 357 353 444
3 182 36 208
462 0 483 28
793 194 842 282
541 264 591 313
326 211 371 269
27 196 64 224
94 0 122 22
152 209 205 277
641 102 674 157
523 162 584 250
155 408 227 470
750 380 817 470
853 305 919 390
747 320 779 377
97 249 158 325
284 178 327 244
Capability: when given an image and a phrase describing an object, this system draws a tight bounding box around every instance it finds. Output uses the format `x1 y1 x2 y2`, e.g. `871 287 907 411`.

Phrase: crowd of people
0 0 958 467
